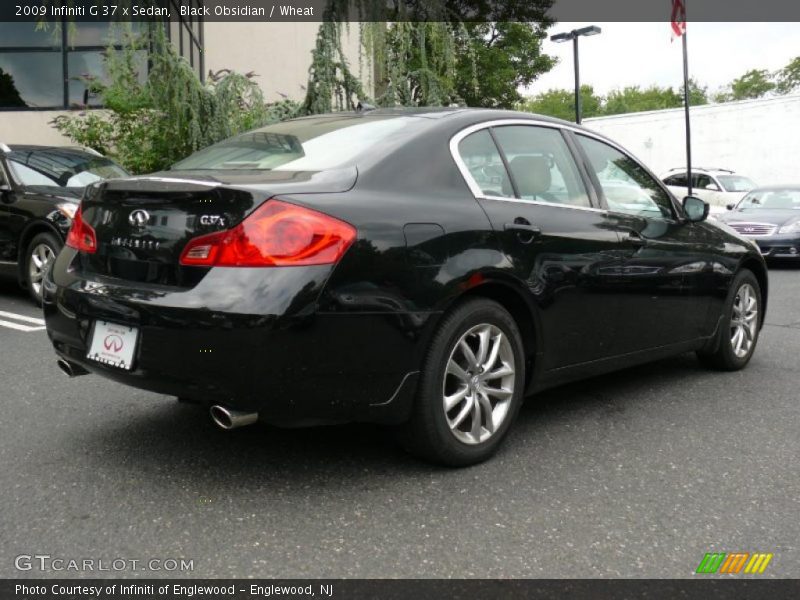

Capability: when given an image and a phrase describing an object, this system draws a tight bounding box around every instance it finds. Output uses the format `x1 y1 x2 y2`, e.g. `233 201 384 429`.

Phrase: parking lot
1 265 798 579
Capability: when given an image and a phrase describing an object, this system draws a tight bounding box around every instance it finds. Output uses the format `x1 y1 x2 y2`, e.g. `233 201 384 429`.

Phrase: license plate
87 321 139 370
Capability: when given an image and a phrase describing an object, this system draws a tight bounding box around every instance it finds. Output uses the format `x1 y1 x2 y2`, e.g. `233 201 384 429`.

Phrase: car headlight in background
778 221 800 234
56 202 78 220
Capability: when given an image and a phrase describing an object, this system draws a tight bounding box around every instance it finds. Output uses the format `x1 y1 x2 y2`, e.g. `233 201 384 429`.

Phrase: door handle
504 219 541 244
504 222 541 234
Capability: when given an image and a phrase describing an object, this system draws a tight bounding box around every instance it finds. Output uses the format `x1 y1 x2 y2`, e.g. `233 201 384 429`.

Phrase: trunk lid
78 168 356 287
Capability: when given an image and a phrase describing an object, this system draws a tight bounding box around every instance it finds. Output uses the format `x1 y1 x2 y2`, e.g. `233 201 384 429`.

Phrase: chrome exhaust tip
57 359 88 378
209 405 258 430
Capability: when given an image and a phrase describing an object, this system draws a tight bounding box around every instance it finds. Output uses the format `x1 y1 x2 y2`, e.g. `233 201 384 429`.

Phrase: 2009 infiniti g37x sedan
44 108 768 466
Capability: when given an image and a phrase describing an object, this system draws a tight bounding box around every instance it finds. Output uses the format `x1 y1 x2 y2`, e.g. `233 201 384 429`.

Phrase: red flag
671 0 686 40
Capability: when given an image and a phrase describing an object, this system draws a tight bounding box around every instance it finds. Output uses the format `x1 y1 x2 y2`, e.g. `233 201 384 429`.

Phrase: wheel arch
442 277 542 389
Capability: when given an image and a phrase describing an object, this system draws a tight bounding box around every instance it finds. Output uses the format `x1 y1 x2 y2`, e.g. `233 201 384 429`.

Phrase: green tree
455 21 555 109
776 56 800 94
729 69 775 100
302 19 366 113
603 85 683 115
519 85 602 121
304 1 556 111
372 21 464 107
711 88 732 103
0 68 26 108
680 78 708 106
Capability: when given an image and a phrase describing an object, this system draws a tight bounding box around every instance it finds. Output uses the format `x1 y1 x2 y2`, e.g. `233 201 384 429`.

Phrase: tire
24 232 61 306
697 269 762 371
397 298 526 467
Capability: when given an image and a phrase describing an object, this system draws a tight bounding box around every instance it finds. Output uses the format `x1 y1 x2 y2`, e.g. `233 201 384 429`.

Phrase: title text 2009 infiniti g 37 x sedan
44 108 768 466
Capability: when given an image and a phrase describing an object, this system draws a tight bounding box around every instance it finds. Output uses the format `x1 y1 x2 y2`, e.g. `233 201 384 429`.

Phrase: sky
524 22 800 97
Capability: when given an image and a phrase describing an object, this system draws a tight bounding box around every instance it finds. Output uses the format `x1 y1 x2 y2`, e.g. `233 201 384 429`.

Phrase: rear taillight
179 199 356 267
65 205 97 254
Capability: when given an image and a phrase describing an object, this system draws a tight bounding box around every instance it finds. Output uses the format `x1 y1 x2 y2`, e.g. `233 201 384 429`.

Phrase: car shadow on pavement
75 352 711 485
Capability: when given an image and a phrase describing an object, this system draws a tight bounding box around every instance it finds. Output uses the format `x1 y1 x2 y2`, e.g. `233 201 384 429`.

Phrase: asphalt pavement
1 265 798 579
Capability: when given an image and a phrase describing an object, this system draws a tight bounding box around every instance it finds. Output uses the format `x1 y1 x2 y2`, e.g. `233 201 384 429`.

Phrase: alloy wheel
28 242 55 298
442 323 516 445
730 282 758 359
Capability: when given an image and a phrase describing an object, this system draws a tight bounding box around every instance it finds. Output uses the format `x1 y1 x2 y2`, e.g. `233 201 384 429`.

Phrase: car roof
281 106 580 128
663 167 737 176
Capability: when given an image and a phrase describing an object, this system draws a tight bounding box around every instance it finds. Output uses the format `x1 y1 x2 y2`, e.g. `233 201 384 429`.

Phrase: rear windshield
172 116 421 172
8 149 128 189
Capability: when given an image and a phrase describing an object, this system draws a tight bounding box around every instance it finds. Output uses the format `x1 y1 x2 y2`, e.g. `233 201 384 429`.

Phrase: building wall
197 22 367 103
0 110 72 146
584 95 800 185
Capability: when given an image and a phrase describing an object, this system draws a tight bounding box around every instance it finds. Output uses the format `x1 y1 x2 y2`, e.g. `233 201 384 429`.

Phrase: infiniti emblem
129 209 150 228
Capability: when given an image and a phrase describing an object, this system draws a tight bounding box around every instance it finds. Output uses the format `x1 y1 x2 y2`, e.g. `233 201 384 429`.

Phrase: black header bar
3 0 800 23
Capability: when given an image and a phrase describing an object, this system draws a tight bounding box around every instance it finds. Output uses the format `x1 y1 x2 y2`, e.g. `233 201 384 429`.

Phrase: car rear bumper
43 249 426 425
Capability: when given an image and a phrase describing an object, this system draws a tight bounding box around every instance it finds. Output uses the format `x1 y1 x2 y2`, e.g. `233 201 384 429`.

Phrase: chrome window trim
450 119 610 214
450 117 683 220
0 155 10 187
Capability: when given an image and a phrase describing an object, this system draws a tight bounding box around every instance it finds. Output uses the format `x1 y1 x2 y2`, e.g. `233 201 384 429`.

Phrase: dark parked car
0 144 129 303
717 186 800 259
43 109 768 466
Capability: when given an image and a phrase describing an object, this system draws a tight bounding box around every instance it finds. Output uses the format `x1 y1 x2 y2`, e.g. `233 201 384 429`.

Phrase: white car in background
661 168 757 217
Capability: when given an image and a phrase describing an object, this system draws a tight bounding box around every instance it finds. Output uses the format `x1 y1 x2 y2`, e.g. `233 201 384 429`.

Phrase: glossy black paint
0 146 127 287
43 109 768 426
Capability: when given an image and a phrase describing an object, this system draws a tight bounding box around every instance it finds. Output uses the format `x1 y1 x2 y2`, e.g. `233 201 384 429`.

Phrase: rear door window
491 125 591 208
665 173 688 187
457 129 514 198
694 174 715 190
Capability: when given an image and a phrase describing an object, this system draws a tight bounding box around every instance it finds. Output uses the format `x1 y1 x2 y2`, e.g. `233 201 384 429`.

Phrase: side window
492 125 590 207
457 130 514 198
694 174 714 190
665 173 687 187
577 134 674 220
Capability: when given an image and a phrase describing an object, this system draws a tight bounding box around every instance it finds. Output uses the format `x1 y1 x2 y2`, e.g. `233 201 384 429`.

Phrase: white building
0 19 363 146
584 94 800 186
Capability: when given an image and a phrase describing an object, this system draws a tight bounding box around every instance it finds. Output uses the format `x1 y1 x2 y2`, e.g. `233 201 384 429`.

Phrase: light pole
550 25 602 125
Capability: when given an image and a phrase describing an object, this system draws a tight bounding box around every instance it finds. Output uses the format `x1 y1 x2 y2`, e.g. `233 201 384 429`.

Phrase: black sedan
718 186 800 259
43 109 767 466
0 145 129 303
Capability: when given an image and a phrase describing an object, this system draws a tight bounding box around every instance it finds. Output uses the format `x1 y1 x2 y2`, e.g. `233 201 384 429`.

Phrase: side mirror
704 183 720 191
726 203 736 211
683 196 709 223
